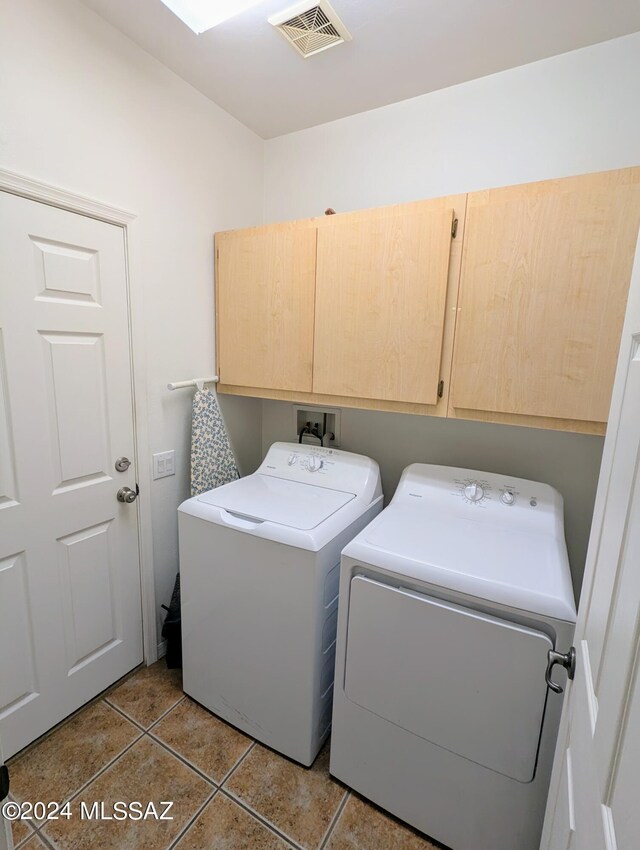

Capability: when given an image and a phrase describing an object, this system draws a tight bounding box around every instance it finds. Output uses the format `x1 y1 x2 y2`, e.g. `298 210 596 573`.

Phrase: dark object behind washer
161 573 182 669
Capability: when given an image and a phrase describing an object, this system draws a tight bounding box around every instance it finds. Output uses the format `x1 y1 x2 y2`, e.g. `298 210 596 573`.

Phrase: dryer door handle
545 646 576 694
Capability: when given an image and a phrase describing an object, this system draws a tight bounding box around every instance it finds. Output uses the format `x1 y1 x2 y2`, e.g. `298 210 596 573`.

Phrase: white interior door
0 192 143 758
541 231 640 850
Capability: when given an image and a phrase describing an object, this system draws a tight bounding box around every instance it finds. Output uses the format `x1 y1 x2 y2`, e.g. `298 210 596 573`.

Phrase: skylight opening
159 0 264 34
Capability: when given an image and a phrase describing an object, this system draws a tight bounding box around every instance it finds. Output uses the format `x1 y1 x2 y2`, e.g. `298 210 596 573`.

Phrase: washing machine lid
197 474 355 530
346 504 575 621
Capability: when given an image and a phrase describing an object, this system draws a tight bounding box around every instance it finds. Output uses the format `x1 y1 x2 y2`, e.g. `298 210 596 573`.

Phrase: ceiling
79 0 640 138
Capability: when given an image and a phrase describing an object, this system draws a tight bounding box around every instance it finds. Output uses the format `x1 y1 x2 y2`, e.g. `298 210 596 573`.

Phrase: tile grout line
7 796 35 850
35 693 191 817
35 730 214 850
18 730 145 833
105 692 187 733
318 789 350 850
146 695 189 732
24 694 249 844
219 788 306 850
34 725 255 850
12 830 36 850
32 726 221 850
219 742 347 850
217 739 257 787
8 669 184 847
31 825 58 850
145 731 220 788
144 694 258 786
102 698 150 733
155 729 322 850
165 786 219 850
36 731 146 837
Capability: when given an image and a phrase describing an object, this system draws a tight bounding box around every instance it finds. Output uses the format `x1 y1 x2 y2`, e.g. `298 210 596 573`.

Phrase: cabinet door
216 223 317 392
450 168 640 432
312 200 457 405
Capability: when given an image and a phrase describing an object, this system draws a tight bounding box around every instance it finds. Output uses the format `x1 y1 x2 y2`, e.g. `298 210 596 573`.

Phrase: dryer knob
464 482 485 502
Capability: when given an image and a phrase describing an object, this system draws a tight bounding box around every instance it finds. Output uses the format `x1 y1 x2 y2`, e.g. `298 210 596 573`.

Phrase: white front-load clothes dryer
330 464 576 850
179 442 382 766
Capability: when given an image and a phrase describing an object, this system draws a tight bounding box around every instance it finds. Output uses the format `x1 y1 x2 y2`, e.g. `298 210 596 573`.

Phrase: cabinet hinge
438 380 444 398
451 218 458 239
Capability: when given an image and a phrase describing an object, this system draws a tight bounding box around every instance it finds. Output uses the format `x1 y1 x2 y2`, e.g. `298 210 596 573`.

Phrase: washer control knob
464 482 485 502
501 490 516 506
306 456 323 472
287 454 298 466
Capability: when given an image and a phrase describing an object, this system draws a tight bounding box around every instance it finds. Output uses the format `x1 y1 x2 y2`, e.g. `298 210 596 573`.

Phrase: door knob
545 646 576 694
117 486 137 504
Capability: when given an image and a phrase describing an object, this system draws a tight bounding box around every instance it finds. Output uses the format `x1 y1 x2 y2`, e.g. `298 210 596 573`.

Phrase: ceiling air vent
269 0 352 58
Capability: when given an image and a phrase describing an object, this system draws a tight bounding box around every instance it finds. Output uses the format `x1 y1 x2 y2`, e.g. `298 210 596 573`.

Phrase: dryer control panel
452 474 545 512
394 463 565 539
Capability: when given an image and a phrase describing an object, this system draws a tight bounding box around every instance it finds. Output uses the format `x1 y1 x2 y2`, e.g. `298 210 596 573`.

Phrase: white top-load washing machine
330 464 576 850
178 441 382 766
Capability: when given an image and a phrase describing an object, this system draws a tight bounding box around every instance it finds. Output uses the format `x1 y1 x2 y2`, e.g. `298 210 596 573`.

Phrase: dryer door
344 576 553 782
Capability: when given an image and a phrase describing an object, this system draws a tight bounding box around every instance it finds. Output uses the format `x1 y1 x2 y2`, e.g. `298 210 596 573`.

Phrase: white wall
264 32 640 219
0 0 265 644
262 33 640 594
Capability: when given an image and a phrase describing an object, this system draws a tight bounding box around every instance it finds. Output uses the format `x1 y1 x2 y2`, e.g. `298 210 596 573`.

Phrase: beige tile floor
5 661 440 850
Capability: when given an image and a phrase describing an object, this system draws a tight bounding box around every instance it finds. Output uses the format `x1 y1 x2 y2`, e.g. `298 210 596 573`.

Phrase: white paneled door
0 193 143 758
541 233 640 849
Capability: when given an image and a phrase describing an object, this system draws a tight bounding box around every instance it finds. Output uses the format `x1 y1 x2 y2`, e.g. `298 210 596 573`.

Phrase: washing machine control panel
260 442 381 499
303 455 324 472
285 449 332 473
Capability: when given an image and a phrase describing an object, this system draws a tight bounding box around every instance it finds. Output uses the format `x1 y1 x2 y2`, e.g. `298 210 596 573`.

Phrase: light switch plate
153 450 175 480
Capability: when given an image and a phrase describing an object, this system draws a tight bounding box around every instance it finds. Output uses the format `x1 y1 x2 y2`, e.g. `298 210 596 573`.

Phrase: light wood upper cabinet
312 199 460 405
449 168 640 433
215 168 640 433
216 222 317 392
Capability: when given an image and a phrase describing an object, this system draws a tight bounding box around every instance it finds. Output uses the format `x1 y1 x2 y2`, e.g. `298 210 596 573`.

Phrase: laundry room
1 2 640 850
